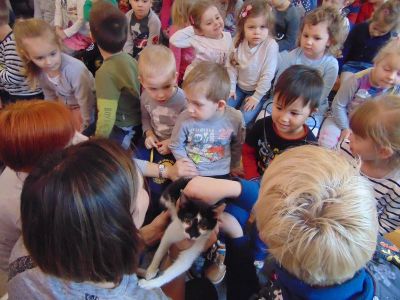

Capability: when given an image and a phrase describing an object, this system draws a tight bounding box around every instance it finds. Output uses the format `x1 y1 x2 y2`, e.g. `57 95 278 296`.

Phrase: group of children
1 0 400 297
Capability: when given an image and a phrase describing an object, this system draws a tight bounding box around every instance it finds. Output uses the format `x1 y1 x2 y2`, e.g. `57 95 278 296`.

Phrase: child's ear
217 99 226 111
378 146 394 160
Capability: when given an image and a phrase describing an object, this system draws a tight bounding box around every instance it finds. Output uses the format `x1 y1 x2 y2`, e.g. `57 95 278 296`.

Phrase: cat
138 178 220 289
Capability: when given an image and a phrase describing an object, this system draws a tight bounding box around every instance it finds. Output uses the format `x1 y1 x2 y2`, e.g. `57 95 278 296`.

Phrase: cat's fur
139 178 218 289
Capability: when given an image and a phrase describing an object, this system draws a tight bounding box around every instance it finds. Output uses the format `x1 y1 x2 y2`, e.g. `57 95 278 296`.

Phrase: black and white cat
139 178 219 289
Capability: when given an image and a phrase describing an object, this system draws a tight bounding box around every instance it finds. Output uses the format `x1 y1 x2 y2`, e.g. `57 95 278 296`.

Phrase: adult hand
139 211 170 247
165 158 198 181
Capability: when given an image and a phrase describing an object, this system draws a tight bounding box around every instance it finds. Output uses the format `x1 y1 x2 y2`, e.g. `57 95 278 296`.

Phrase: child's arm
63 0 86 38
332 74 359 130
148 11 161 46
278 7 300 51
169 26 195 48
123 11 134 55
320 58 339 102
227 49 238 99
169 113 190 160
54 0 62 28
140 95 160 149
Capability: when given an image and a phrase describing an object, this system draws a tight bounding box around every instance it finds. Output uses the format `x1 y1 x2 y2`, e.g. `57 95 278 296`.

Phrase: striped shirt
0 32 41 96
339 140 400 234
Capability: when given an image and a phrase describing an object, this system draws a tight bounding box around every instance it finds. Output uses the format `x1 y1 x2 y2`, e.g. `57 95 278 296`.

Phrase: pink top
169 25 195 84
160 0 173 30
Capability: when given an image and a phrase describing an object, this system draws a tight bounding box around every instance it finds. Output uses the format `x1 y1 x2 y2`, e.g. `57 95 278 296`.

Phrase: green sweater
95 52 141 138
83 0 118 21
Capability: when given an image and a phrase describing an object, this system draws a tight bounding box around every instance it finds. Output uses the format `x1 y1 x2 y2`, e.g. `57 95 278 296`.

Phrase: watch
158 163 166 179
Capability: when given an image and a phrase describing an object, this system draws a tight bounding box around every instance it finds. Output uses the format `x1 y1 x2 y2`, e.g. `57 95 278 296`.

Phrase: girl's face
300 22 330 60
23 36 62 75
198 6 224 39
372 54 400 89
244 15 269 48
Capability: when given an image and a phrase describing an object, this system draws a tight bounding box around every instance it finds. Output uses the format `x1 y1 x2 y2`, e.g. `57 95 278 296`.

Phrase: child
123 0 161 58
169 61 245 177
14 19 96 134
356 0 385 23
227 0 278 126
319 39 400 149
215 0 244 36
243 65 323 180
89 2 141 149
273 6 345 129
54 0 92 52
169 0 196 84
340 0 400 81
7 139 169 299
268 0 300 51
322 0 351 39
169 0 233 79
339 96 400 235
0 3 42 104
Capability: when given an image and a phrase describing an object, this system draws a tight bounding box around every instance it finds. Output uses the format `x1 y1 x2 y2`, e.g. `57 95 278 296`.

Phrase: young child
13 19 96 134
0 3 42 104
339 96 400 235
169 61 245 177
54 0 92 52
243 65 323 181
268 0 300 52
169 0 196 84
356 0 385 23
319 39 400 148
169 0 233 79
340 0 400 81
123 0 161 58
227 0 278 126
89 2 141 149
215 0 244 36
273 6 345 129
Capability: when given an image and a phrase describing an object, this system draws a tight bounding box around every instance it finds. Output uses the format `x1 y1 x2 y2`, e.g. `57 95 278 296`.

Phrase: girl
272 6 345 129
169 0 196 84
340 0 400 81
227 0 278 126
14 19 96 134
339 95 400 235
319 39 400 149
169 0 233 79
54 0 92 52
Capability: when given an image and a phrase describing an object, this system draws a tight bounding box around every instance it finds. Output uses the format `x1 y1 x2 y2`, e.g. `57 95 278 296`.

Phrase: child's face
244 15 269 48
140 72 177 104
369 20 392 37
185 85 222 121
22 36 62 75
271 95 313 138
349 133 380 161
372 54 400 89
300 22 330 60
130 0 152 19
198 6 224 39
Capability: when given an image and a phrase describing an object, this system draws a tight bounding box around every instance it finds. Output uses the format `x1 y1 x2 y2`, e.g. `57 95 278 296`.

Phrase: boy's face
129 0 152 19
271 95 313 138
184 85 223 121
140 72 177 104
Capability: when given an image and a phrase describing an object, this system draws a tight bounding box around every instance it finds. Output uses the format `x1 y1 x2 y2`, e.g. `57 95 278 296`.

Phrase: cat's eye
183 218 193 225
198 223 208 230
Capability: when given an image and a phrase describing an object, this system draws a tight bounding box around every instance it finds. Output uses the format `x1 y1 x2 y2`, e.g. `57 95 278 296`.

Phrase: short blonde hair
255 145 378 286
138 45 176 79
182 62 230 103
373 38 400 64
350 95 400 166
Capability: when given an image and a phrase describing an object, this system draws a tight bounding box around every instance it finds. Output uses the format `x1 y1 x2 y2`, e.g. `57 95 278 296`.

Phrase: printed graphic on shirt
256 138 280 174
145 105 179 138
130 17 150 57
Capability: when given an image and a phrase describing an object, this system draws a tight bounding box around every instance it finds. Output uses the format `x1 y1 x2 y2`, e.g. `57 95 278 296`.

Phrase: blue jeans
227 86 267 126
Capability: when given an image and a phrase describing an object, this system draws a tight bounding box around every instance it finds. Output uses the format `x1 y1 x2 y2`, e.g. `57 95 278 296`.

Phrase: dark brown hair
21 139 142 283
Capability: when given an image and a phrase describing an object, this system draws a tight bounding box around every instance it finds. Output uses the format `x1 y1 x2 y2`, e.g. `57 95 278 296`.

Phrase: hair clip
240 4 252 18
189 15 194 25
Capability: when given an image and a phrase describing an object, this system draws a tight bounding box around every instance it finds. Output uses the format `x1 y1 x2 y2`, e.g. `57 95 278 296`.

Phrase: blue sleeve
230 178 260 213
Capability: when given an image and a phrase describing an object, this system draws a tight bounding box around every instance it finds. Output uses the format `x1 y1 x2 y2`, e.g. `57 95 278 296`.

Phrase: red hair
0 100 75 172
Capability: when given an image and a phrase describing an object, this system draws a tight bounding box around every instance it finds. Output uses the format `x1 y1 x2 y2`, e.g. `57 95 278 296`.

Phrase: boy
243 65 323 180
169 62 245 177
123 0 161 58
90 2 141 149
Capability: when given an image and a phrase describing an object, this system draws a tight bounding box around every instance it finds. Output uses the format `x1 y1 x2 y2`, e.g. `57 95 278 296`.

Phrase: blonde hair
171 0 197 28
138 45 176 79
255 145 378 286
188 0 217 29
13 19 62 89
233 0 274 48
350 95 400 166
182 62 230 103
300 6 345 56
373 38 400 64
371 0 400 32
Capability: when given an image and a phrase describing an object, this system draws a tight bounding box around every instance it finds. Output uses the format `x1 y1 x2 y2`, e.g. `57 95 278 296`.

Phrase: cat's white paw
138 279 160 289
145 267 159 280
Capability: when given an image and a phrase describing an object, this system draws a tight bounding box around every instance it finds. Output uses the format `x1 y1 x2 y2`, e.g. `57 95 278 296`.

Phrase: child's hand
339 128 351 143
145 131 159 149
230 166 244 177
55 26 67 40
229 91 236 100
157 139 172 155
243 96 258 111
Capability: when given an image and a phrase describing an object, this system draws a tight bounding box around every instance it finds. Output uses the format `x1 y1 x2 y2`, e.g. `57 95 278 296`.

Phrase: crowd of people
0 0 400 298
